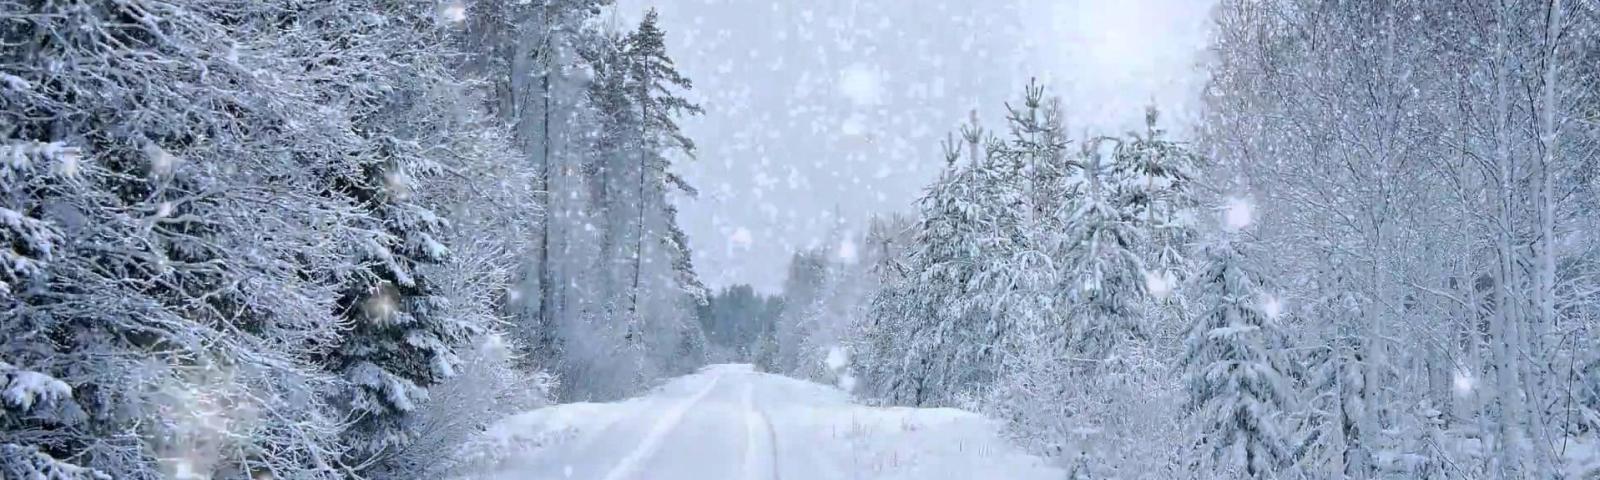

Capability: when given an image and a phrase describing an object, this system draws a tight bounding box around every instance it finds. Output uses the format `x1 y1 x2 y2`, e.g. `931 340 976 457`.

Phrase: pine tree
1111 106 1202 275
855 219 918 401
968 85 1077 444
887 153 988 405
621 8 703 317
466 0 613 380
0 2 370 477
581 27 636 324
661 200 710 373
0 361 99 479
458 2 717 402
1182 228 1292 477
775 250 829 375
1058 138 1147 366
1110 106 1201 350
1290 255 1376 477
312 0 480 468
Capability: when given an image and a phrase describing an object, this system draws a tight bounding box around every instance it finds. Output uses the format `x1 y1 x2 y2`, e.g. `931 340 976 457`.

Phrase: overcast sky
610 0 1217 293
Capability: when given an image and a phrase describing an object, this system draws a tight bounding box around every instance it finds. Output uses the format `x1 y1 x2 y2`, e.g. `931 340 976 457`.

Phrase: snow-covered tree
0 1 373 476
1 443 107 480
305 1 490 467
697 284 785 361
871 140 993 405
774 249 829 375
619 9 706 343
853 83 1208 474
0 1 578 477
0 361 99 479
1204 0 1600 475
1056 138 1148 368
546 8 710 399
1181 220 1291 478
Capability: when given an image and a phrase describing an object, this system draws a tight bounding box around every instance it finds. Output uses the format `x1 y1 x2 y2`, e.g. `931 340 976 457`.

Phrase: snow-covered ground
446 364 1062 480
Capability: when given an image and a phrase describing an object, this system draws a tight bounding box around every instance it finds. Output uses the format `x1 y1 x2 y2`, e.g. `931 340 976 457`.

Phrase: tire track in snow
758 383 849 480
600 372 725 480
740 382 780 480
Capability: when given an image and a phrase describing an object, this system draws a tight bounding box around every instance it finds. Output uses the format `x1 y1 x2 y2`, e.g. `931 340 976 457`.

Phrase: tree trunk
537 5 557 356
1529 1 1562 475
1490 5 1525 473
629 72 649 317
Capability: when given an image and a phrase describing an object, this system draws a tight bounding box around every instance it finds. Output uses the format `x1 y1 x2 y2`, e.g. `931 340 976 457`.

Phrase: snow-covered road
455 364 1062 480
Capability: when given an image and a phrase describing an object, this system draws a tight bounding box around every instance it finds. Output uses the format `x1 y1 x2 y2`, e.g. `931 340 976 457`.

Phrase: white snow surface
449 364 1061 480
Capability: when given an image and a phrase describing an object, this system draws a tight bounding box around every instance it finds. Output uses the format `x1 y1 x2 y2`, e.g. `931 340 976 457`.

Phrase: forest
2 0 1599 479
2 1 710 477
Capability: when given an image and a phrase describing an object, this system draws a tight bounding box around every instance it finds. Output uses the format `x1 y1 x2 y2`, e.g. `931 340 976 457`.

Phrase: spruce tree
1058 138 1147 366
1291 254 1374 477
891 149 990 405
318 0 477 467
1182 226 1292 477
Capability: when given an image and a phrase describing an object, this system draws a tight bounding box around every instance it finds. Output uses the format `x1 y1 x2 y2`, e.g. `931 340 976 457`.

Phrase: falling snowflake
1453 370 1476 397
362 282 400 324
144 143 180 177
1259 294 1284 320
825 346 850 371
1224 196 1254 231
1143 269 1174 300
840 113 867 136
838 64 885 106
384 171 412 200
439 1 467 23
837 238 858 264
728 227 754 250
168 458 202 480
479 333 509 360
54 145 81 178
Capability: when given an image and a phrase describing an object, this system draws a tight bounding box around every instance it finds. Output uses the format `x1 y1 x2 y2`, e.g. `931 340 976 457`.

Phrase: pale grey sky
611 0 1216 293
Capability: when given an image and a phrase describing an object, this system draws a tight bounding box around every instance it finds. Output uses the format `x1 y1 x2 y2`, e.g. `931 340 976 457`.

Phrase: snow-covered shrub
369 334 554 479
1 443 109 480
0 362 101 479
1 362 70 412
